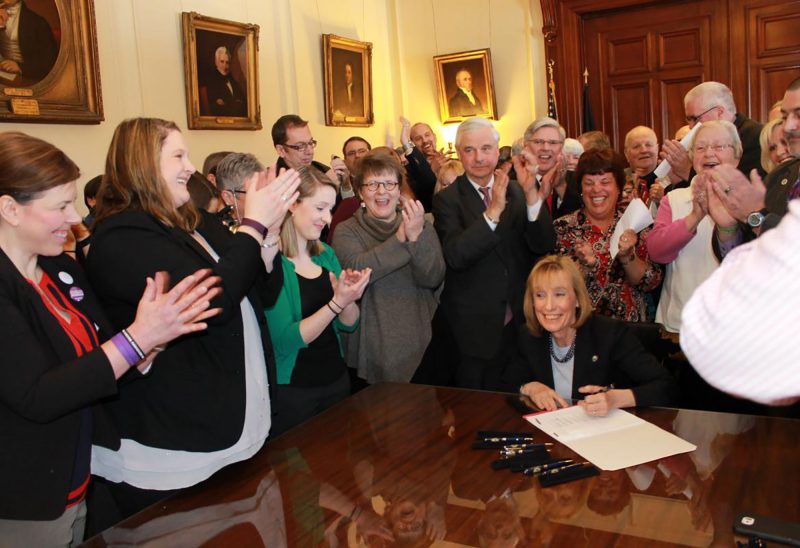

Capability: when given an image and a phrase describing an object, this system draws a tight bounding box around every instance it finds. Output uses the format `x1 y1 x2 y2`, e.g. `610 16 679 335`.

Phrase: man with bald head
624 126 668 206
410 122 447 174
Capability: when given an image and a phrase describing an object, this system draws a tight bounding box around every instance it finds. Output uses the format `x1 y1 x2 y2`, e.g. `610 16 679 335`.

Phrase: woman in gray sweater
332 150 445 383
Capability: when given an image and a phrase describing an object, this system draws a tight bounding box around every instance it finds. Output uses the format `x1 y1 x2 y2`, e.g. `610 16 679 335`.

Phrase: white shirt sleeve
680 200 800 405
527 198 544 222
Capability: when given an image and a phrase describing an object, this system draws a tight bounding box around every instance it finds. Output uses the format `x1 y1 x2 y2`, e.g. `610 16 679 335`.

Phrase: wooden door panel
659 75 704 139
744 1 800 119
610 81 652 148
657 28 705 71
584 1 721 148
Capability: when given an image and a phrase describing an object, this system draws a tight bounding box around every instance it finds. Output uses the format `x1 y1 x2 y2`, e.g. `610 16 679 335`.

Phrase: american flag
547 60 558 120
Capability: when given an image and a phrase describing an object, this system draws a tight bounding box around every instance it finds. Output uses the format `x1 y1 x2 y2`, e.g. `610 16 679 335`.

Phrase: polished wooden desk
83 383 799 547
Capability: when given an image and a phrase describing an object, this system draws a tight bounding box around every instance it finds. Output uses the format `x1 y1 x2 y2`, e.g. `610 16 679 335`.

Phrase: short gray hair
455 117 499 148
684 82 736 114
214 46 230 62
689 120 742 161
563 138 584 156
215 152 264 192
523 117 566 142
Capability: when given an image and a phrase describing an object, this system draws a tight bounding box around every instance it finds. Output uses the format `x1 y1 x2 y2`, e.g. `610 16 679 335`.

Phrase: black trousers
270 371 350 437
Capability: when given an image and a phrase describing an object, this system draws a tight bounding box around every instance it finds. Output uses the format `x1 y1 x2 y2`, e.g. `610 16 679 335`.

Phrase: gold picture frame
322 34 373 127
0 0 102 124
434 48 498 124
181 12 260 130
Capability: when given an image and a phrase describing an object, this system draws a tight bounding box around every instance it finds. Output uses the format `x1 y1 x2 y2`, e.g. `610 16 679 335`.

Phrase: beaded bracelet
717 224 739 234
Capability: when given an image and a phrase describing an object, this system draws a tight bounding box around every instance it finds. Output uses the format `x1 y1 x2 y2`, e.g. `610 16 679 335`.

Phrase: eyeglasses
362 180 399 192
526 138 564 146
694 143 735 154
345 148 369 158
283 139 318 152
685 105 718 124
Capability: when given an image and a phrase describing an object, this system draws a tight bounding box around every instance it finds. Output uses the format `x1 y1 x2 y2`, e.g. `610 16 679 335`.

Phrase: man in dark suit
448 69 485 117
203 46 247 117
433 117 555 389
334 62 364 117
0 0 58 82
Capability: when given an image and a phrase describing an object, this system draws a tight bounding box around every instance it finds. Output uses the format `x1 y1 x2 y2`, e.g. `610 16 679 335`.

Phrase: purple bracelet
239 217 268 238
111 332 140 367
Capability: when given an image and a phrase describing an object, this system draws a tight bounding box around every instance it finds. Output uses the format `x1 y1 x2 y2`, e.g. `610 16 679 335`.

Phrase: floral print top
553 206 662 322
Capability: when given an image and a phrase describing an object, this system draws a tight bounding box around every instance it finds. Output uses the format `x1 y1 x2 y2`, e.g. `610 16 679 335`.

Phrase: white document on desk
524 406 696 471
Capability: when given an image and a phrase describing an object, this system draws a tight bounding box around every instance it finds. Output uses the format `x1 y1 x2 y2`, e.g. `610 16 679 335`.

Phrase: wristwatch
746 208 769 228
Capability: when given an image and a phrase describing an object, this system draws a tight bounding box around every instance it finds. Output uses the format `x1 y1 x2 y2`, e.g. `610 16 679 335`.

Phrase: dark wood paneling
610 81 652 148
540 0 799 140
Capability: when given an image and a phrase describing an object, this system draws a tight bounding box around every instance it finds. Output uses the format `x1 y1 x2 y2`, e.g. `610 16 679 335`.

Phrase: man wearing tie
448 69 485 117
520 117 581 220
204 46 247 117
433 117 555 389
335 62 364 117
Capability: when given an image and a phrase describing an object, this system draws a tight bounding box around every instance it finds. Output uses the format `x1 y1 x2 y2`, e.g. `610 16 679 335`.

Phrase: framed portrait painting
434 48 498 124
181 12 260 130
0 0 102 124
322 34 373 127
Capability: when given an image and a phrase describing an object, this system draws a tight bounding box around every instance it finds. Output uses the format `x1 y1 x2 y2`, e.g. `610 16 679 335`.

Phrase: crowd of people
1 76 798 545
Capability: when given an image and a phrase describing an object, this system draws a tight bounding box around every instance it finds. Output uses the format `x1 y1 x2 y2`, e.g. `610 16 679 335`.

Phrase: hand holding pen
577 384 636 416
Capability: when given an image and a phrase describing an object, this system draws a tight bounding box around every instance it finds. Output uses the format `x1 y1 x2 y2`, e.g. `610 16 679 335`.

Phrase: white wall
1 0 546 213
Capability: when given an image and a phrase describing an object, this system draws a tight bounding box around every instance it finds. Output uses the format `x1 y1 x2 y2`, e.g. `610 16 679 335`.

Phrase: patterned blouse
553 206 662 322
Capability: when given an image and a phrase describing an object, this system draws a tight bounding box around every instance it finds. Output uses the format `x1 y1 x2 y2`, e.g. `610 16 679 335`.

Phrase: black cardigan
502 314 678 407
86 209 281 453
0 251 119 520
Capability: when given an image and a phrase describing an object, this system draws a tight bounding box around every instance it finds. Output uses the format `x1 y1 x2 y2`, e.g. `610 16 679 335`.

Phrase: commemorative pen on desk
481 436 535 443
522 459 574 476
501 443 553 456
539 461 590 477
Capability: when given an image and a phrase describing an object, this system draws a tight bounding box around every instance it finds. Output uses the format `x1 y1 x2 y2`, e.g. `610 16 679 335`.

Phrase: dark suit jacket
448 88 484 117
550 170 582 219
405 146 437 212
17 1 58 81
334 82 364 117
203 69 247 117
735 112 766 179
433 175 555 359
86 210 281 453
502 315 678 407
0 251 119 520
760 157 800 232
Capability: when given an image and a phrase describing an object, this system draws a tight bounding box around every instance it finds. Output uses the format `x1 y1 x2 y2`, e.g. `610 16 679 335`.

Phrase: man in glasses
661 82 764 183
272 114 348 194
519 117 580 219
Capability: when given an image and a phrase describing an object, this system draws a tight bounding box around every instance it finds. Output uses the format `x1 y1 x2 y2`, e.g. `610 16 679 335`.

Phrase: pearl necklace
549 334 576 363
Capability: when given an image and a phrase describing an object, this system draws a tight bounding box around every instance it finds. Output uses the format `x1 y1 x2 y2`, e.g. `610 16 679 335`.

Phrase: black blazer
405 147 437 212
448 88 484 117
0 251 119 520
502 315 678 407
433 175 555 359
86 210 282 453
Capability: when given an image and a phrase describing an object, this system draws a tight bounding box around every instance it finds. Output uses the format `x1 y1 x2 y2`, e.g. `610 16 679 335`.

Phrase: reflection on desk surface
82 383 799 547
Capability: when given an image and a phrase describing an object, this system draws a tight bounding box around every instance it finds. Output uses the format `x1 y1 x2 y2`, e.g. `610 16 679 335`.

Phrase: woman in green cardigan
265 166 371 435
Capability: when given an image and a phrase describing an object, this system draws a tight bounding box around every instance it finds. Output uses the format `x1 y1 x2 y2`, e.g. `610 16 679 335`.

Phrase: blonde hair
523 255 593 336
434 159 464 193
280 166 337 258
94 118 199 232
759 118 785 173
